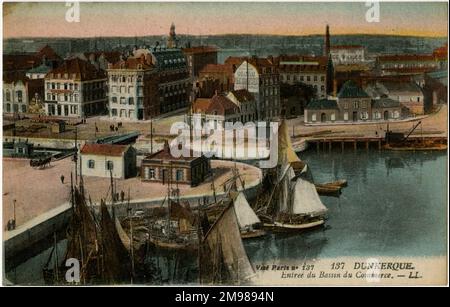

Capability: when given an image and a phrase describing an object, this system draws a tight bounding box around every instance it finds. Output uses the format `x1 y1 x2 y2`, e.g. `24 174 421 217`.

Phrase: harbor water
5 149 447 285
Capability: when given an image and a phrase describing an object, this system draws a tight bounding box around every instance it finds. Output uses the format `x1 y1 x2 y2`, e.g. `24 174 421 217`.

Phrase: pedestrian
96 126 99 133
120 190 125 203
60 174 65 184
115 126 118 132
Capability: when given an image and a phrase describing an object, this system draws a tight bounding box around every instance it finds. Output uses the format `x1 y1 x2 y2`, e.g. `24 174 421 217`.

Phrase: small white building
80 144 136 179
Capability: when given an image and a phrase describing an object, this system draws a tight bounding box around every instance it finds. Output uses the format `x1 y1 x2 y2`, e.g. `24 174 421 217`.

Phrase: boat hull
148 236 198 250
263 219 325 232
241 229 267 239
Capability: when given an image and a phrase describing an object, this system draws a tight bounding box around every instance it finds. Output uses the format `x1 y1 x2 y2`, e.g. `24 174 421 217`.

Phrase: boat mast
127 188 135 284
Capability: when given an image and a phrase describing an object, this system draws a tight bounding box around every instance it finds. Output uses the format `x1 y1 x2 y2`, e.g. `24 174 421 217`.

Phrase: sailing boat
231 191 266 239
199 201 256 284
258 120 328 231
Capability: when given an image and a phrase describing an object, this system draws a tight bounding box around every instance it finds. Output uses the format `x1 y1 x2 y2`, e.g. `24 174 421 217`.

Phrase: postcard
2 1 448 288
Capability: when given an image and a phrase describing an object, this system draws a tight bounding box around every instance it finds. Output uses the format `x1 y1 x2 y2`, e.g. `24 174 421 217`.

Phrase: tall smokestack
324 24 330 57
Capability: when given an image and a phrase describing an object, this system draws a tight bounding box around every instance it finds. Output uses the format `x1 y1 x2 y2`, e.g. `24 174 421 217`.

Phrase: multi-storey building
133 47 191 115
376 54 440 76
276 55 328 99
226 89 257 123
44 58 107 117
3 74 29 114
330 45 366 65
182 46 218 79
107 55 159 120
233 57 280 120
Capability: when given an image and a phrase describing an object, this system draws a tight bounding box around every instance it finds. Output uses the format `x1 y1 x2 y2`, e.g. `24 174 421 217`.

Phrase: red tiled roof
47 58 106 80
109 56 153 70
192 98 212 114
378 54 436 62
3 71 29 84
3 54 40 72
182 46 218 54
199 64 234 75
229 89 254 103
207 94 239 116
144 141 197 162
81 144 129 156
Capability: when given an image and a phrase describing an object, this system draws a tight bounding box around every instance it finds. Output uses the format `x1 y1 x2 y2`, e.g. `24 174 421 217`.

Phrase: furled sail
278 119 303 167
291 177 328 216
202 203 255 283
233 191 261 229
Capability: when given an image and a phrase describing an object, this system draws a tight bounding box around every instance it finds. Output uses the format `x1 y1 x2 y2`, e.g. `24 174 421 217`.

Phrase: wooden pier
308 137 384 152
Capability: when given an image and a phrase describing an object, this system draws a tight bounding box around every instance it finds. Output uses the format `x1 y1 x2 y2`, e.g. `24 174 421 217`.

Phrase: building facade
226 89 257 123
276 55 328 99
107 55 159 120
234 58 280 120
141 141 210 187
3 76 28 114
330 45 366 65
376 54 440 76
134 48 191 115
182 46 218 79
44 58 107 117
365 81 424 115
80 144 136 179
191 94 241 129
304 80 401 123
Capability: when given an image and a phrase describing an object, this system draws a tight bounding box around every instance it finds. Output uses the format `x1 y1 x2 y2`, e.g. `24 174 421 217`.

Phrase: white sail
234 192 261 228
291 177 328 216
278 164 296 213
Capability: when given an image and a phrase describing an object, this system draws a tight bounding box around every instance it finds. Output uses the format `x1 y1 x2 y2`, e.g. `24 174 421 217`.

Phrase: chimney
163 140 170 153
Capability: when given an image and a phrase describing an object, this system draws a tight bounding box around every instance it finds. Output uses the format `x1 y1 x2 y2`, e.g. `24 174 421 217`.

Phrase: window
111 108 118 116
129 97 134 105
21 105 26 113
353 101 359 109
331 113 335 121
176 170 184 181
307 76 311 82
6 103 11 112
149 168 156 179
311 113 317 122
374 111 381 119
120 97 126 104
361 112 368 120
5 90 11 101
321 76 325 82
112 97 118 103
417 97 421 102
314 75 318 82
16 91 23 103
393 110 400 119
106 161 114 170
343 112 348 121
88 160 95 169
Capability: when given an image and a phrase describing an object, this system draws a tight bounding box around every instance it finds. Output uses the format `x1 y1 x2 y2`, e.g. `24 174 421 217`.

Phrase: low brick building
141 141 210 187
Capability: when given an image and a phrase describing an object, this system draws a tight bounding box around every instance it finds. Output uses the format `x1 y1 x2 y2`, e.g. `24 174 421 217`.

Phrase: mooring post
365 141 369 150
353 141 357 151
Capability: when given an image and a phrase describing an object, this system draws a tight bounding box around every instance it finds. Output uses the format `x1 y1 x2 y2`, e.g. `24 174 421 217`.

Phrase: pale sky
3 1 448 38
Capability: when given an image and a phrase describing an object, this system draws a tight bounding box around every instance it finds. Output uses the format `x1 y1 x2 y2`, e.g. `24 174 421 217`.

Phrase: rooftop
371 97 400 108
306 99 339 110
377 54 436 62
228 89 254 103
80 144 130 156
338 80 370 99
47 58 106 80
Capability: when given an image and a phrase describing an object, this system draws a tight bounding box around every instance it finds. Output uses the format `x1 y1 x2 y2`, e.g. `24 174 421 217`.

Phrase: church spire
167 22 177 48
